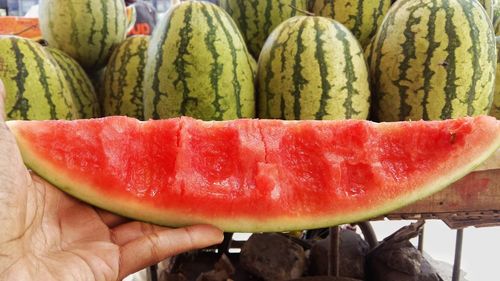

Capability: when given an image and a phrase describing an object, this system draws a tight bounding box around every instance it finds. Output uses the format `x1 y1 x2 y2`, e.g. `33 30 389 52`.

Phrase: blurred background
0 0 177 17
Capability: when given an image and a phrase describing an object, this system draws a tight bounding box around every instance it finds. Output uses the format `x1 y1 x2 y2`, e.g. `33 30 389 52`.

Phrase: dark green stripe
291 18 308 120
26 42 58 119
372 0 410 121
421 0 438 120
93 0 109 69
115 39 135 116
201 5 225 120
330 0 335 19
150 6 176 119
86 1 97 48
313 18 332 120
173 4 194 116
68 3 79 49
395 4 423 120
46 49 74 119
263 0 273 37
367 0 387 40
351 0 364 39
263 22 291 118
249 0 260 43
237 0 249 41
441 0 459 119
50 51 86 118
278 0 284 18
131 38 148 120
280 21 297 73
7 39 30 120
280 95 286 119
221 3 255 77
211 4 243 117
336 23 361 118
290 0 298 16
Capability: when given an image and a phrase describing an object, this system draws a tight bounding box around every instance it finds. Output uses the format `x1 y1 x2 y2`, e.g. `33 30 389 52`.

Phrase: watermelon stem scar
6 116 500 232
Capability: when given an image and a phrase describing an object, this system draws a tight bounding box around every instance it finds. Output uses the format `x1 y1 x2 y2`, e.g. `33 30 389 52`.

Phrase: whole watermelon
143 1 255 121
368 0 496 121
219 0 309 58
102 35 149 120
0 36 77 120
46 47 101 118
258 16 371 120
39 0 128 71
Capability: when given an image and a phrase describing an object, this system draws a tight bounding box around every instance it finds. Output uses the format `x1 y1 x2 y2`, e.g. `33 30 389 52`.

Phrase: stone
308 229 369 279
366 221 442 281
239 233 306 281
196 254 236 281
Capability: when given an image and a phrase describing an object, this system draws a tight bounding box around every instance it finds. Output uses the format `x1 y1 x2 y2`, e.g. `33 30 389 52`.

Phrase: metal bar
328 226 340 277
217 232 233 255
148 264 158 281
358 221 378 249
452 229 464 281
418 224 425 253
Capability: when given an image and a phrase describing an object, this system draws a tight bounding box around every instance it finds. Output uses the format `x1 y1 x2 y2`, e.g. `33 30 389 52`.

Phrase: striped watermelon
0 36 77 120
46 47 101 119
218 0 309 58
258 16 371 120
39 0 128 71
102 36 149 120
309 0 391 47
368 0 496 121
143 1 255 121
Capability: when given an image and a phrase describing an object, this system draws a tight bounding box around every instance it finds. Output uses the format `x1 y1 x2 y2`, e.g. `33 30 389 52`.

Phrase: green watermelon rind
7 118 500 233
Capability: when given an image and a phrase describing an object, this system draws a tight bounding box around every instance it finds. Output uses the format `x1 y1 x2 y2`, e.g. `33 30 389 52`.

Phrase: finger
118 224 224 279
96 208 130 228
111 221 171 246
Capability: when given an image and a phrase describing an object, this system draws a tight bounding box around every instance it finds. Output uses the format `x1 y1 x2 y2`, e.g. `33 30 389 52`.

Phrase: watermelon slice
6 116 499 232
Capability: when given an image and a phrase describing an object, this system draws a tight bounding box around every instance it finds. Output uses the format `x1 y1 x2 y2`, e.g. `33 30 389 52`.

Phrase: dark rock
239 233 306 281
196 254 236 281
366 221 442 281
164 251 220 281
308 229 369 279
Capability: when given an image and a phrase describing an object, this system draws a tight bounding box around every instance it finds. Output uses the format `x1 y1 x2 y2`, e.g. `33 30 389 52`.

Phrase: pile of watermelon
0 0 499 231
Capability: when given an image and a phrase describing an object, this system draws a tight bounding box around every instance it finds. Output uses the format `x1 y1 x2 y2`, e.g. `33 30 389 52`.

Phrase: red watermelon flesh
6 116 499 232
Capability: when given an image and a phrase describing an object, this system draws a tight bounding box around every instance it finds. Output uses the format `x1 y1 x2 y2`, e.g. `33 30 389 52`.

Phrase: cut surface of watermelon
6 116 499 232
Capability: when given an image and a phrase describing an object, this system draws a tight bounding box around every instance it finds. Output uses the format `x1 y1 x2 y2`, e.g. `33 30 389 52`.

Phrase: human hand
0 80 224 281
